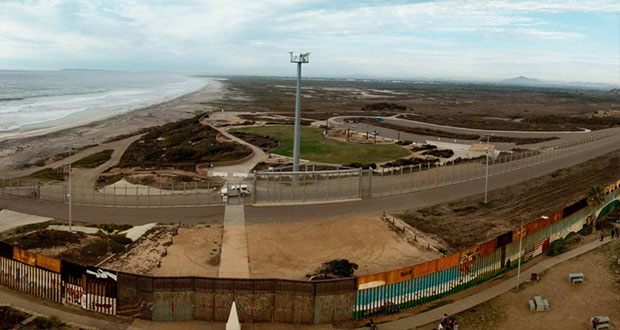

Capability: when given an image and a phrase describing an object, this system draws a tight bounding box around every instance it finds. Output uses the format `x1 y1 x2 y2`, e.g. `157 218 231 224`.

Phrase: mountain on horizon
501 76 543 85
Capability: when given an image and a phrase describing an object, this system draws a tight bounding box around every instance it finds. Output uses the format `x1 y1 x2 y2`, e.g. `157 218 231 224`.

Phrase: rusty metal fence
116 273 355 324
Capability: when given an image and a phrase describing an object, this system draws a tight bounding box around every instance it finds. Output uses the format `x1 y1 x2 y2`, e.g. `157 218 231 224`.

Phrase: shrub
316 259 359 278
547 238 567 256
111 235 132 245
32 315 64 329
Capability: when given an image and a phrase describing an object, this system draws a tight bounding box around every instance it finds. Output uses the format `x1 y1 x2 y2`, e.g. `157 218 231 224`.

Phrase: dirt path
246 215 440 280
0 134 142 180
70 134 144 188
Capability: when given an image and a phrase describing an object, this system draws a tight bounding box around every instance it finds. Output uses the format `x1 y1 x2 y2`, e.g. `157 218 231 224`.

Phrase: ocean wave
0 97 25 102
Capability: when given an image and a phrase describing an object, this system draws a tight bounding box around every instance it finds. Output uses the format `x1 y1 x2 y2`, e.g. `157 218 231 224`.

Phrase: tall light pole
290 52 310 173
66 147 74 233
484 146 489 204
483 134 493 204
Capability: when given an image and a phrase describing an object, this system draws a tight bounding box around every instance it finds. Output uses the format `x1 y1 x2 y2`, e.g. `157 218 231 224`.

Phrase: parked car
220 184 250 197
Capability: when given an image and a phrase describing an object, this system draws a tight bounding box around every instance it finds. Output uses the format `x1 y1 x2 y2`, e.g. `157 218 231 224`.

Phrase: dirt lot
215 77 620 131
397 149 620 252
415 239 620 330
103 225 176 274
151 225 223 277
246 215 440 280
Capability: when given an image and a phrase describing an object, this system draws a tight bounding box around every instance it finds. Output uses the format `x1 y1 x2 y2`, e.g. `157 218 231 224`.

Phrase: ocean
0 70 207 136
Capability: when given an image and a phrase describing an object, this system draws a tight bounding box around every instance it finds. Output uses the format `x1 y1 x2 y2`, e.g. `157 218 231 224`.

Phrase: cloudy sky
1 0 619 83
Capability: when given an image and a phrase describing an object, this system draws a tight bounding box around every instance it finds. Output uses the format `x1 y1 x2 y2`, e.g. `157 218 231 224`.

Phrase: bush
547 238 567 256
111 235 132 245
316 259 358 278
32 315 64 329
344 162 377 169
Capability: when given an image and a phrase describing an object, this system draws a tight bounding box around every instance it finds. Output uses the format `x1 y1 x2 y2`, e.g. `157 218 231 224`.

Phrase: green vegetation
118 115 252 170
423 149 454 158
231 125 409 164
15 157 48 169
73 150 114 168
0 306 30 329
362 102 406 111
27 167 64 181
547 238 567 256
314 259 359 278
32 315 64 329
8 230 83 249
524 114 620 129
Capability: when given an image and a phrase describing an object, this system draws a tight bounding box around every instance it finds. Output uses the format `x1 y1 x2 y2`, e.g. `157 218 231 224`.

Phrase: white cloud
0 0 618 83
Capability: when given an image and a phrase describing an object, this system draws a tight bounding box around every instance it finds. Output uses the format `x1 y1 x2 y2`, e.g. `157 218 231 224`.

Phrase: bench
568 272 584 284
590 316 610 330
542 299 549 311
533 296 546 312
528 300 535 311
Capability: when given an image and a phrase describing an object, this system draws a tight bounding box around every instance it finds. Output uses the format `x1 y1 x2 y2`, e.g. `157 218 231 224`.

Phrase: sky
0 0 619 84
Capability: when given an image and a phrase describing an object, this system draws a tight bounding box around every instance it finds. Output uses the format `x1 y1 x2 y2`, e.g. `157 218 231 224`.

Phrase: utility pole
289 52 310 174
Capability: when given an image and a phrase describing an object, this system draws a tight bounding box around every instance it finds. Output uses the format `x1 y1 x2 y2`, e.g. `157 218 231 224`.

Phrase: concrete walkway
218 204 250 278
0 286 137 330
379 237 616 330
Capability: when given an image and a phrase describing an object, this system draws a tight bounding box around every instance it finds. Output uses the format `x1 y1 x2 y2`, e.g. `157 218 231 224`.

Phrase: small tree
586 185 605 234
101 224 116 253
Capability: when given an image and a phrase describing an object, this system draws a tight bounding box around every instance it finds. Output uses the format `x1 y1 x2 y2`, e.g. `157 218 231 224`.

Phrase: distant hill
499 76 617 90
501 76 544 86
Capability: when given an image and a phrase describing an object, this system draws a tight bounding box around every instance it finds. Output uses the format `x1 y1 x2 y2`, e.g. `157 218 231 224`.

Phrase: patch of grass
13 221 52 235
73 150 114 168
9 230 83 249
32 315 64 329
0 306 30 329
231 125 409 164
27 167 64 181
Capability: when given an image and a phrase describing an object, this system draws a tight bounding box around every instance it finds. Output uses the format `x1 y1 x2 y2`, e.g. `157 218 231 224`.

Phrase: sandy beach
0 78 230 174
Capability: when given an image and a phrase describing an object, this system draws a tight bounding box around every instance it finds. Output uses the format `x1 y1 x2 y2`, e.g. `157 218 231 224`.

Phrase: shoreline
0 79 210 142
0 78 229 173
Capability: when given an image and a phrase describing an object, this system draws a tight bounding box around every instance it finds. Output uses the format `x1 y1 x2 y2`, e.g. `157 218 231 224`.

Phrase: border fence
1 131 619 207
0 179 617 325
253 132 620 203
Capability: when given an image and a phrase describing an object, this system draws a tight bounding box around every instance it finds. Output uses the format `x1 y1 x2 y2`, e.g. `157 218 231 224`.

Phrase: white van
220 184 250 197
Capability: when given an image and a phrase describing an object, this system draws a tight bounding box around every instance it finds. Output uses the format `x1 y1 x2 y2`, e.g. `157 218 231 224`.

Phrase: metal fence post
358 168 363 198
